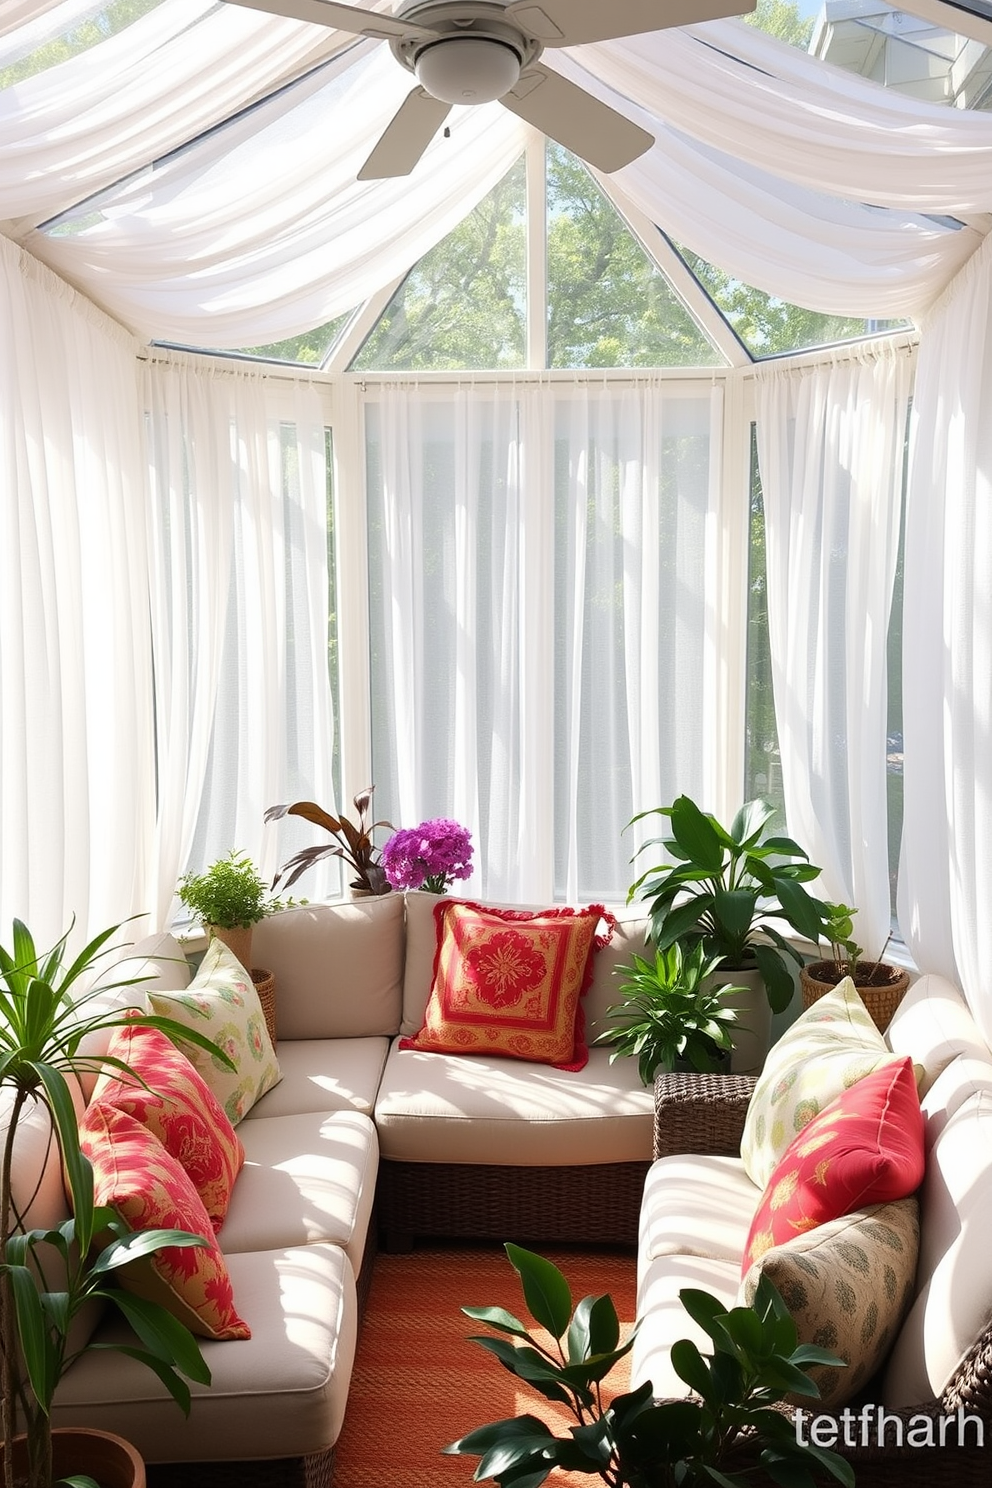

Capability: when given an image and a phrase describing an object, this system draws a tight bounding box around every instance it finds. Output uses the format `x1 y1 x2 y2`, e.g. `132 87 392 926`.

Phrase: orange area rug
332 1244 637 1488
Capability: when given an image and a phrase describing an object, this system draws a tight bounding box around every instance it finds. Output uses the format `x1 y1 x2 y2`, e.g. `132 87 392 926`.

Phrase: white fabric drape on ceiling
0 232 153 951
30 45 526 346
0 6 986 343
143 354 341 922
0 0 352 221
755 345 914 960
898 231 992 1041
363 378 721 905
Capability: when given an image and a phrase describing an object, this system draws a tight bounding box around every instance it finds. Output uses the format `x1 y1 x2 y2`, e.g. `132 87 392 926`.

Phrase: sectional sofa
634 971 992 1486
44 892 663 1486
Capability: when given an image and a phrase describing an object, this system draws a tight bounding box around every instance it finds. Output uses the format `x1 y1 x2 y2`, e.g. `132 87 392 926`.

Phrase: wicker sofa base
147 1448 335 1488
375 1157 649 1250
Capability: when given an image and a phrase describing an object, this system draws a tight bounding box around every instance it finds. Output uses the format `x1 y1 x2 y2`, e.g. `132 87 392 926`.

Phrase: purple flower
382 818 474 893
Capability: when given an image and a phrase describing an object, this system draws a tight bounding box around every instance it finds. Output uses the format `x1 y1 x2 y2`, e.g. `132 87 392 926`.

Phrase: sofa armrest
652 1072 756 1160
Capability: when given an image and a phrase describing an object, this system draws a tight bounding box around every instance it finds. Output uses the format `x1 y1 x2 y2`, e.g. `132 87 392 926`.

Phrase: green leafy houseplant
176 850 285 931
629 796 830 1015
265 788 395 896
596 941 741 1083
0 918 237 1488
446 1244 854 1488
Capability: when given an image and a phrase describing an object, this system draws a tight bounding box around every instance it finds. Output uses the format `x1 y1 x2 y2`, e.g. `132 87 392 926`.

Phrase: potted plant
800 901 910 1033
445 1244 853 1488
595 941 741 1082
176 849 286 970
628 797 830 1066
380 818 473 894
265 788 394 897
0 917 235 1488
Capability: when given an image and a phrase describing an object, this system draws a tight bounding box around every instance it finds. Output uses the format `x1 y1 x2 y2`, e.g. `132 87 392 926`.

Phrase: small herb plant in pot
801 901 910 1032
596 940 741 1082
629 795 830 1018
445 1243 853 1488
176 849 286 969
265 788 394 897
0 917 235 1488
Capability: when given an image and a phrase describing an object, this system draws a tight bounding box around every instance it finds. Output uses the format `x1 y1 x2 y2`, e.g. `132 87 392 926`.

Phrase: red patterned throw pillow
91 1019 245 1233
399 900 614 1070
742 1056 925 1275
78 1102 250 1340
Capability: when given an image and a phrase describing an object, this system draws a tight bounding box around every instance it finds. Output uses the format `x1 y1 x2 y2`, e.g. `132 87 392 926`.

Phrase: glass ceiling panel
0 0 160 87
546 145 724 370
675 242 910 356
352 154 527 373
233 313 355 366
744 0 817 48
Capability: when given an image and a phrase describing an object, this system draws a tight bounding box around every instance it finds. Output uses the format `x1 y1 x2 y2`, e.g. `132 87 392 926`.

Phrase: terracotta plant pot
3 1428 145 1488
207 922 253 972
800 958 911 1033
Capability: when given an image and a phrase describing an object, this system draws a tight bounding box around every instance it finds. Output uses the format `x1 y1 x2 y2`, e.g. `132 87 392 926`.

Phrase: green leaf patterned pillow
149 936 281 1124
741 976 902 1188
739 1197 920 1407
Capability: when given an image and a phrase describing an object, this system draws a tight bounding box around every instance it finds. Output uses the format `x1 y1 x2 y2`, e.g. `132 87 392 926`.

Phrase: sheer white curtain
898 232 992 1040
0 234 153 950
755 345 914 958
142 355 339 923
363 378 720 904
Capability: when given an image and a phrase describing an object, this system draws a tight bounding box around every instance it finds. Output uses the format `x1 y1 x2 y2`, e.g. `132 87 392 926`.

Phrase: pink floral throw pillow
399 900 614 1069
79 1101 250 1340
92 1019 245 1232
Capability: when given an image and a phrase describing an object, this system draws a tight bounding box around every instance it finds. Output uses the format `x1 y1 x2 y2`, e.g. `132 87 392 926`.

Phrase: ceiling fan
222 0 754 179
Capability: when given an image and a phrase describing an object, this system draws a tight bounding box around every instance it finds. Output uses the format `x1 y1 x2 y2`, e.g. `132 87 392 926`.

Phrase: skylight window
0 0 160 88
675 243 910 358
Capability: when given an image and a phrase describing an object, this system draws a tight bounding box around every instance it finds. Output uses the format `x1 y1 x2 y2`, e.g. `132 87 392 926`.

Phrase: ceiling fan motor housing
390 1 542 104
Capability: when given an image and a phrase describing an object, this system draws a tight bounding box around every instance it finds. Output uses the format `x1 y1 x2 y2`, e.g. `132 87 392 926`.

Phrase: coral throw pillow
79 1101 250 1340
399 900 614 1070
742 1056 925 1274
91 1019 245 1232
148 936 281 1123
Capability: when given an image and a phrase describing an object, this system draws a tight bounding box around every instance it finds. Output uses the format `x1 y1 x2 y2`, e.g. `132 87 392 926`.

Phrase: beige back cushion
399 892 648 1037
886 973 989 1095
252 896 405 1039
882 1086 992 1408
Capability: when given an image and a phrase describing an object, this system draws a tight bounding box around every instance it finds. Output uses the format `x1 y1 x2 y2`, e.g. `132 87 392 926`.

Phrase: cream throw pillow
740 976 900 1188
148 937 281 1123
739 1197 919 1407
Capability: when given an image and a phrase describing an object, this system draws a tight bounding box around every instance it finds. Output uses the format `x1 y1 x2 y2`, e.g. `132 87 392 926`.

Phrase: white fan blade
508 0 755 45
222 0 436 41
501 65 653 172
358 87 452 178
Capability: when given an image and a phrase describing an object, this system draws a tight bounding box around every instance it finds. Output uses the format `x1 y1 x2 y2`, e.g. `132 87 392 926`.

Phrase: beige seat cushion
220 1110 378 1272
886 973 990 1096
400 891 650 1037
638 1155 760 1271
883 1086 992 1409
374 1041 653 1164
252 897 405 1039
631 1252 742 1399
243 1036 391 1119
53 1242 358 1462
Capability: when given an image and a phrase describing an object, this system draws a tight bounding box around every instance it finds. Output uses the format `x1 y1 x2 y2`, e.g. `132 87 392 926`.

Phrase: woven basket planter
800 959 910 1033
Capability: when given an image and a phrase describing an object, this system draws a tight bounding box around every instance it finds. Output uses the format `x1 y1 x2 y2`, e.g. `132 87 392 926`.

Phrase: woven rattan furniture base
376 1157 648 1249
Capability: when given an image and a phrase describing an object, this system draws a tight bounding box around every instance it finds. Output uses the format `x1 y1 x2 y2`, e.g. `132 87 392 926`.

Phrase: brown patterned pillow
738 1197 920 1407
